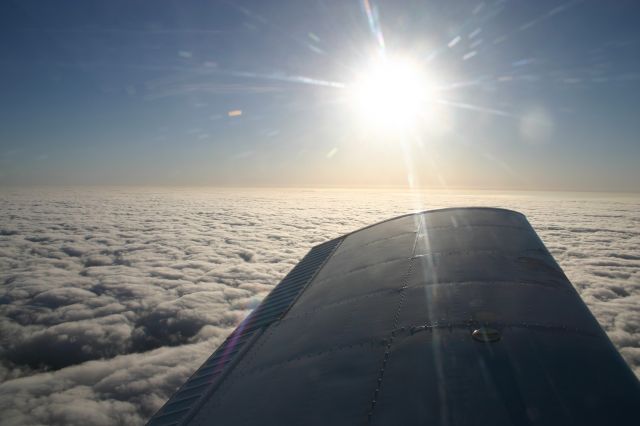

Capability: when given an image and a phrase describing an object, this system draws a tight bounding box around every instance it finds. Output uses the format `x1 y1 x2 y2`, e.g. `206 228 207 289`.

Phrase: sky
0 0 639 190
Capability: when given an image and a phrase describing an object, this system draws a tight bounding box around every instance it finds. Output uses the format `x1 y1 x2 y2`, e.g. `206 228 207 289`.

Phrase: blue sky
1 0 639 190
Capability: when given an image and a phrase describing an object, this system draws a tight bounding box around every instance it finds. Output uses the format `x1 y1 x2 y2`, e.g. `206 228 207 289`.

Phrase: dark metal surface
150 207 640 426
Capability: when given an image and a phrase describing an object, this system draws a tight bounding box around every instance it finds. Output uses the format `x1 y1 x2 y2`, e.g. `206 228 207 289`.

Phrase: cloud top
1 188 638 425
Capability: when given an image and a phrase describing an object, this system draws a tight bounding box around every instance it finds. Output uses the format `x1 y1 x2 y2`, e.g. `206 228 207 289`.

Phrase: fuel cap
472 327 501 343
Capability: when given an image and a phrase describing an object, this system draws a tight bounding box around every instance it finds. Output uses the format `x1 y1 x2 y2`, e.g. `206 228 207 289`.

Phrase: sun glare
350 56 433 132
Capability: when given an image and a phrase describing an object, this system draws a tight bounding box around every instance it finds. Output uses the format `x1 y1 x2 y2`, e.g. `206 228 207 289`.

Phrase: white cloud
0 188 638 424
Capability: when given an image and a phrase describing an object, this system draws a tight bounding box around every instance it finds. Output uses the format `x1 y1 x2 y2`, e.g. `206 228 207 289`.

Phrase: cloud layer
1 188 639 425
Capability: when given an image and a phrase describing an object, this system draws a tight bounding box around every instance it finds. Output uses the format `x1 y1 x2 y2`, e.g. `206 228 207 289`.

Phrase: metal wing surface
148 207 640 426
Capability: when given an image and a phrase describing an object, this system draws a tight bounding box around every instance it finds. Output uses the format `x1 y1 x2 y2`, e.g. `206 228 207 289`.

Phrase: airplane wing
147 207 640 425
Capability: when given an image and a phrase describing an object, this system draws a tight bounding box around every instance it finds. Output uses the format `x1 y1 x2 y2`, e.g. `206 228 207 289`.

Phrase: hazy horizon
2 185 640 195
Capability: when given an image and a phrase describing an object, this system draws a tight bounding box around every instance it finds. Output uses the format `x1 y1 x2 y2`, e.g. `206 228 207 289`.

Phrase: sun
349 55 433 133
